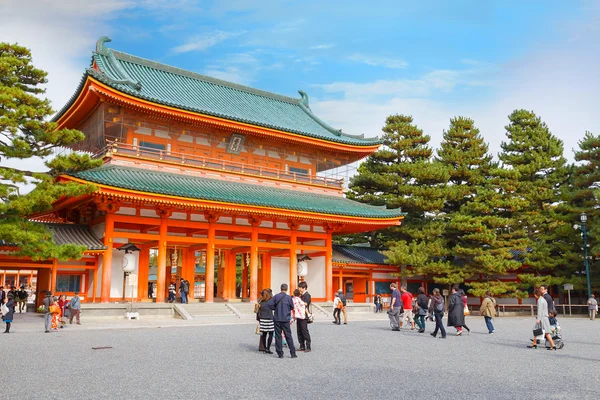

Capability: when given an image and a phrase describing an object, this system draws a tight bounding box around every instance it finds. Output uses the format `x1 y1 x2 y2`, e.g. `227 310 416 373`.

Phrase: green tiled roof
55 37 380 147
71 165 404 219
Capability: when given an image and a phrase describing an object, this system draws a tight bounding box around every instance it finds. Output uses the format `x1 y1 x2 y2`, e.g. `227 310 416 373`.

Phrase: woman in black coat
447 286 466 336
3 293 15 333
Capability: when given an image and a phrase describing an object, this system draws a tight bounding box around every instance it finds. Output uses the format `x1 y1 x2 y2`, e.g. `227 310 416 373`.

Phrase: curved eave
58 175 404 230
55 76 381 155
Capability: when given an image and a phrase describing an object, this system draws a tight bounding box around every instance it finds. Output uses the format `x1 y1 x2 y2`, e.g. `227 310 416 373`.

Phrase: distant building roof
333 245 389 265
0 224 106 251
55 37 380 147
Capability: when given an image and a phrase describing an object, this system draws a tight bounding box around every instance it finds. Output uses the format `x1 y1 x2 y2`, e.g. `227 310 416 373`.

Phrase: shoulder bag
533 322 543 337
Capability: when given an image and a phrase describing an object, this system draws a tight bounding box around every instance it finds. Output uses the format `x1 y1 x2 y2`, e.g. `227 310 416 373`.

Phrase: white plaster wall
92 223 105 239
271 257 289 289
305 256 325 298
94 251 139 300
303 239 326 246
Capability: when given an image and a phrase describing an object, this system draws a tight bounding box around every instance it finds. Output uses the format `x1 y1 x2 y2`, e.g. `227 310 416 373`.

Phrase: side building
0 37 404 305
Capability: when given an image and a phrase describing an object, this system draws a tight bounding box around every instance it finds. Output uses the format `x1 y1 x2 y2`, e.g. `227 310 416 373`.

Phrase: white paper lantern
123 253 136 273
297 261 308 277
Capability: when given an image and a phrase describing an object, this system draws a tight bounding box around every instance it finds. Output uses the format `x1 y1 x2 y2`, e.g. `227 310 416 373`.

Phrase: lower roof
0 224 106 251
333 245 389 265
70 165 405 220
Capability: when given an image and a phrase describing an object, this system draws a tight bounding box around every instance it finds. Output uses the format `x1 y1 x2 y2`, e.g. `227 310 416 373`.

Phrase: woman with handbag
258 289 275 354
415 287 428 333
529 288 556 350
2 293 14 333
50 297 61 331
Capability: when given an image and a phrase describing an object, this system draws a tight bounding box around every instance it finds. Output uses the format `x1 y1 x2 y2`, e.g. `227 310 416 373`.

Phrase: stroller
545 312 564 349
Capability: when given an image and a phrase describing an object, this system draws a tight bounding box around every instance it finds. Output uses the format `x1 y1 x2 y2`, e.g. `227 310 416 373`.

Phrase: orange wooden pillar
137 246 149 301
101 212 115 302
93 262 98 303
51 259 58 293
242 254 249 299
249 220 259 302
183 248 196 298
156 211 169 303
263 254 272 291
205 214 217 303
223 250 236 300
289 225 298 293
325 231 333 301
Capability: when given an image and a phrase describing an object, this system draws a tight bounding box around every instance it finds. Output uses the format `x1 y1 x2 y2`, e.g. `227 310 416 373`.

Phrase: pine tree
498 109 568 288
556 132 600 292
0 43 101 260
346 114 449 274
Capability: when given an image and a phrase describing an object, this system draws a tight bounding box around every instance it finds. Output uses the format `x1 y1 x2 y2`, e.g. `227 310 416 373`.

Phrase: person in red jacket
400 286 416 330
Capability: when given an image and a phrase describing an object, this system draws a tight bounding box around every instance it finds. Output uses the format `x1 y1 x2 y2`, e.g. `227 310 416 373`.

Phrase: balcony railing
96 141 344 190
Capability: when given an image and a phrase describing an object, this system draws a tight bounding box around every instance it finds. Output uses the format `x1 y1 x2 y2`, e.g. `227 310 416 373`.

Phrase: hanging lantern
123 253 136 273
171 248 178 267
297 261 308 277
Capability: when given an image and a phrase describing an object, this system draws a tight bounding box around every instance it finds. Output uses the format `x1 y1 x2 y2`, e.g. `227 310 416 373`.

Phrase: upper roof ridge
107 48 302 105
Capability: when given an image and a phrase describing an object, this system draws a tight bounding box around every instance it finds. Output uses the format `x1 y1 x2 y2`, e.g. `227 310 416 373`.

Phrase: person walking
479 291 496 334
0 286 5 305
388 283 402 331
332 292 342 325
291 289 306 349
297 281 312 352
540 285 556 313
69 292 81 325
2 293 14 333
587 294 597 320
179 278 189 304
459 289 471 334
399 286 416 330
415 287 428 333
429 288 446 338
529 288 556 350
16 286 28 313
267 284 297 359
448 286 467 336
258 289 275 354
337 289 348 324
42 291 53 333
58 294 68 328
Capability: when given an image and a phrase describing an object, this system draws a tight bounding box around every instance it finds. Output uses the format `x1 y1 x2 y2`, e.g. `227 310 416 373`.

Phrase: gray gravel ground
3 316 599 399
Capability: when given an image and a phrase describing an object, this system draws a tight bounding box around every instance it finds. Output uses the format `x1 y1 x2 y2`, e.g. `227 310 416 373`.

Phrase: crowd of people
254 281 312 358
0 285 31 333
41 291 82 333
386 283 495 338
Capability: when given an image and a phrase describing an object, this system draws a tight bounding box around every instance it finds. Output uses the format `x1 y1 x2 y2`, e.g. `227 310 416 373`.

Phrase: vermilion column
101 212 115 302
205 213 218 303
289 223 298 293
137 246 150 301
51 259 58 293
156 211 170 303
249 219 259 302
326 230 333 302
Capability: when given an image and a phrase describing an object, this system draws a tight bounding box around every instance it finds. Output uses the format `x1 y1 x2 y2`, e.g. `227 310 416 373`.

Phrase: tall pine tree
346 115 448 274
0 43 101 260
498 109 568 289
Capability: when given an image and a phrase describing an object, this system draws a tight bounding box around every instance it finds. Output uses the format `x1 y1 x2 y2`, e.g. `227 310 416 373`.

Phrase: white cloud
309 44 335 50
172 31 243 53
347 53 408 69
315 66 491 100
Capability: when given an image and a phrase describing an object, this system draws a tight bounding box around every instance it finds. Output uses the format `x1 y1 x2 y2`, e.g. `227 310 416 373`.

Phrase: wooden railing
97 141 344 189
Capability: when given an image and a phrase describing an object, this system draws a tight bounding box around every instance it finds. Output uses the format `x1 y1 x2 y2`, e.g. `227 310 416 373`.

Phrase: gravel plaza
3 314 599 399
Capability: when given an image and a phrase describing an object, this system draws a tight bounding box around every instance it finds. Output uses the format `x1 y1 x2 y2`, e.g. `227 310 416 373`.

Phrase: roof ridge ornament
96 36 112 56
298 90 310 109
92 36 142 91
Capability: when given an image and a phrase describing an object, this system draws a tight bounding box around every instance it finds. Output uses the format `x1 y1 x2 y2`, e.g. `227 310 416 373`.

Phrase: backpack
435 298 444 313
18 290 28 300
336 300 344 309
339 294 347 306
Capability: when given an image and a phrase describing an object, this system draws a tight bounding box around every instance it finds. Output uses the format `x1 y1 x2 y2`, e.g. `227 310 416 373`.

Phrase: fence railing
97 141 344 190
496 304 591 317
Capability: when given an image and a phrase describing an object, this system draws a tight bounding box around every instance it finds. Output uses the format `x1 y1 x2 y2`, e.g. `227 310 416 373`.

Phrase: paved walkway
2 315 599 399
4 309 394 333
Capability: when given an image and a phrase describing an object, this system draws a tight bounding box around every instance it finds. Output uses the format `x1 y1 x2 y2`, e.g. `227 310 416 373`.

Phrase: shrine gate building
18 37 405 304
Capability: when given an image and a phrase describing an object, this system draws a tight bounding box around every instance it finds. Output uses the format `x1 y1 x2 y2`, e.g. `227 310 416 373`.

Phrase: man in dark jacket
267 283 297 358
179 278 188 304
429 288 446 338
540 285 556 313
297 281 311 352
448 285 466 336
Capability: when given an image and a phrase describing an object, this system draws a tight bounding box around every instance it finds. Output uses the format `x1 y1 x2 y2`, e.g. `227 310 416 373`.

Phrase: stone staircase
180 303 238 319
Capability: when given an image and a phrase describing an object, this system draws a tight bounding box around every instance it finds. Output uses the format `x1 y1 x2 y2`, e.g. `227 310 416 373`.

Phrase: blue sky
1 0 599 164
